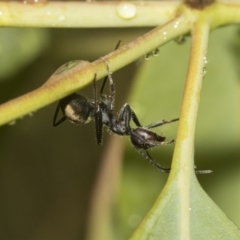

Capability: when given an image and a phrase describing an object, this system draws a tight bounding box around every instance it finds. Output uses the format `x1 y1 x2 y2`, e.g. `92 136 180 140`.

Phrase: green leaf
117 26 240 239
131 174 240 239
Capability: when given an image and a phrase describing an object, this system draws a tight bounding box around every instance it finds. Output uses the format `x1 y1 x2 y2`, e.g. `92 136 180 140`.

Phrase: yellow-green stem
0 15 191 126
171 17 210 239
0 1 178 27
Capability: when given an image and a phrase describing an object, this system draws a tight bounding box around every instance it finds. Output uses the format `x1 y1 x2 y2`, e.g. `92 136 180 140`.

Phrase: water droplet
174 35 186 44
184 166 190 172
46 61 91 85
58 15 65 21
174 21 179 29
162 31 168 41
153 49 160 57
117 2 136 19
53 60 81 75
203 56 208 64
144 52 152 60
23 0 48 4
203 67 207 76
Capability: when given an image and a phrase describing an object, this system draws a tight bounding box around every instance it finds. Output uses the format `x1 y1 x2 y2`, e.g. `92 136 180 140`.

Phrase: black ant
53 47 212 174
53 65 179 172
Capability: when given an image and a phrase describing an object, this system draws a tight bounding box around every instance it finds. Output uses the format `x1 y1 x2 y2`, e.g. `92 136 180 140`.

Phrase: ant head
60 93 92 124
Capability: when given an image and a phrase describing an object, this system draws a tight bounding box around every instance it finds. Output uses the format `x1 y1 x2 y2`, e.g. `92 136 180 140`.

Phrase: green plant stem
171 16 209 239
0 1 178 27
0 15 191 126
1 2 240 127
131 10 210 240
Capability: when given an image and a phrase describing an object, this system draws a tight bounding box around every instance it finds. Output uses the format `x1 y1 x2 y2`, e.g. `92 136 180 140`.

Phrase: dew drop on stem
174 35 186 44
117 2 137 19
144 52 152 60
203 56 208 65
162 31 168 41
23 0 48 4
153 49 160 57
203 67 207 77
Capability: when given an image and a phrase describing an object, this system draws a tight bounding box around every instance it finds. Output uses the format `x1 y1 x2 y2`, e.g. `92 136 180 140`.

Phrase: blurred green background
0 24 239 240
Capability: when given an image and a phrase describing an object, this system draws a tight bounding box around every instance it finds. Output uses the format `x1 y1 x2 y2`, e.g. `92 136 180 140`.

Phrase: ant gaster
53 46 212 174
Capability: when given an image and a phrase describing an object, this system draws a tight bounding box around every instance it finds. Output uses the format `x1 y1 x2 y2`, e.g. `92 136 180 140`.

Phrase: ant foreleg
145 118 179 130
100 41 122 111
93 74 104 146
100 41 121 96
95 105 103 146
100 58 115 111
53 103 67 127
134 148 170 173
135 147 212 174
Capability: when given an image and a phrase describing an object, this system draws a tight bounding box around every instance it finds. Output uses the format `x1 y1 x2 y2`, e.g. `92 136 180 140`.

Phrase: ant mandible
53 44 212 174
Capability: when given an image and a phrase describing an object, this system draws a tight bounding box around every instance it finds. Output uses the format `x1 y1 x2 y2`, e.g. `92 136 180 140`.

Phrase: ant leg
136 147 211 174
100 40 122 105
130 107 142 127
117 104 132 133
93 74 98 103
93 74 103 146
100 77 108 98
117 104 143 133
145 118 179 130
53 103 67 127
160 139 175 145
121 104 176 129
194 166 213 174
119 104 142 127
134 148 170 173
100 58 115 111
115 40 122 50
95 105 103 146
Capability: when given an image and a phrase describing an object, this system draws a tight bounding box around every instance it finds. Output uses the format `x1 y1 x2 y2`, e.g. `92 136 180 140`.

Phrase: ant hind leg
194 166 213 174
134 148 170 173
145 118 179 130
